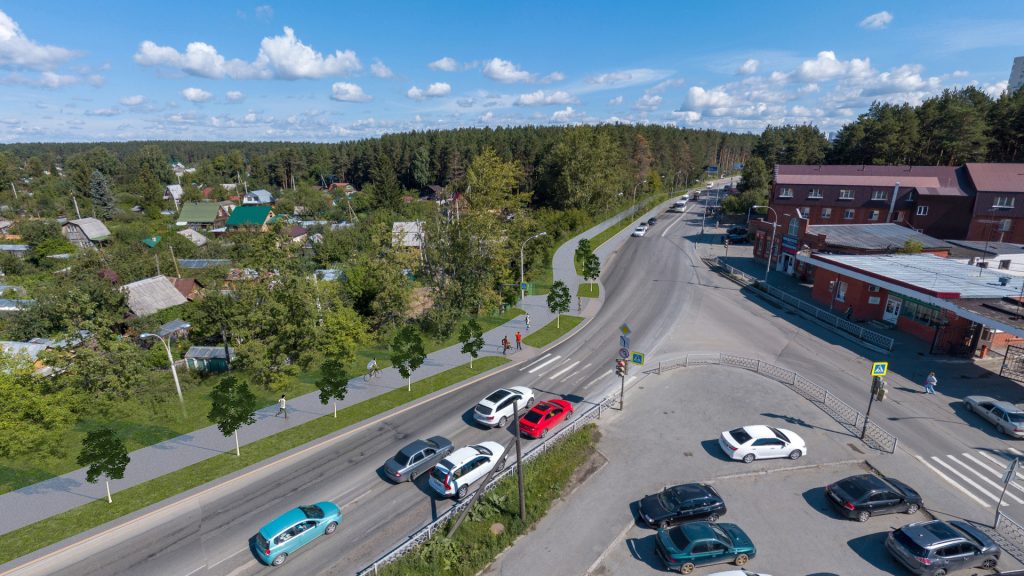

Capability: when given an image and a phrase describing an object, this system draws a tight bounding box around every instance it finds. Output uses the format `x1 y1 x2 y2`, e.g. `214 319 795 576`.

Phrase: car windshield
668 527 691 550
255 532 269 550
710 523 732 546
769 427 790 442
475 404 493 415
393 450 412 466
1009 411 1024 424
893 528 929 556
524 410 543 424
299 505 324 519
470 444 493 456
728 428 752 444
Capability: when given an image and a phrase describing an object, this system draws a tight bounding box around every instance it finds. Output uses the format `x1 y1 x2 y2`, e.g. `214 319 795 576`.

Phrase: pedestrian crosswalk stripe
961 453 1024 500
520 353 551 371
930 457 1004 505
549 360 580 380
528 355 562 374
566 363 592 383
583 370 612 390
946 455 1024 504
1010 447 1024 457
915 454 990 508
976 451 1024 483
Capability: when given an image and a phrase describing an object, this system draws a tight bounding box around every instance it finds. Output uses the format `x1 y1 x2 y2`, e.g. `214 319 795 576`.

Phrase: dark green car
655 521 756 574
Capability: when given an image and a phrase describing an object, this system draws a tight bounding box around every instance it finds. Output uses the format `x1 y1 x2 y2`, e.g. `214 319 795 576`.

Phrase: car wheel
857 510 870 522
706 513 720 522
679 563 695 574
541 428 549 438
788 449 803 460
325 521 338 535
526 397 534 408
734 553 749 566
965 402 974 413
906 503 920 514
498 416 508 428
742 453 755 464
271 553 288 566
982 558 997 569
933 570 947 576
456 485 468 500
566 410 573 420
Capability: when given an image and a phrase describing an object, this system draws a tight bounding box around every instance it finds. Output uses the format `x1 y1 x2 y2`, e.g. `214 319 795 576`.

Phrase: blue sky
0 1 1020 142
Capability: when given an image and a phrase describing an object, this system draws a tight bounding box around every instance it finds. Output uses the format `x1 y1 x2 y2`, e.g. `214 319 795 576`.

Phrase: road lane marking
347 486 375 505
209 548 249 569
549 360 580 380
931 456 1002 504
583 370 612 389
976 451 1024 483
947 455 1024 504
184 566 205 576
914 454 989 508
528 355 562 374
520 353 551 371
962 453 1024 498
565 363 592 383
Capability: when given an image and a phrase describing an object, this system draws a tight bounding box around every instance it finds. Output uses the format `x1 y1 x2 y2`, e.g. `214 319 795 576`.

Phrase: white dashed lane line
528 355 562 374
520 353 551 371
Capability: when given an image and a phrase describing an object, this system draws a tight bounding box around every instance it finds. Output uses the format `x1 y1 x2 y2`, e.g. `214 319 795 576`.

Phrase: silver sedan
964 395 1024 437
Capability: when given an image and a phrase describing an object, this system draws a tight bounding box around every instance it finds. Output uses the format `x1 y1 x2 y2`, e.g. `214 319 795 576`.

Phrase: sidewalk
0 197 661 538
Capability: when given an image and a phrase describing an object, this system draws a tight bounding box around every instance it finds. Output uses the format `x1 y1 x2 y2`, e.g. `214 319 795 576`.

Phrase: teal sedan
655 521 756 574
254 502 342 566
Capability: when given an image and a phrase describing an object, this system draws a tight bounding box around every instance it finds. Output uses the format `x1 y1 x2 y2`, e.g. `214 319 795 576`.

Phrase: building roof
185 345 234 360
245 189 274 204
392 221 424 247
226 205 272 227
178 258 231 269
0 244 30 252
965 163 1024 193
177 228 208 246
157 319 191 338
122 275 189 317
0 299 34 311
0 219 14 230
142 236 161 248
944 239 1024 256
65 217 110 241
315 269 345 281
287 225 308 238
805 223 951 251
171 277 202 299
774 164 969 196
177 202 221 224
165 184 184 200
0 340 49 360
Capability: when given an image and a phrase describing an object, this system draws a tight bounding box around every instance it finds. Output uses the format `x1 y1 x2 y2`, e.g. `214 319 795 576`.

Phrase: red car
518 399 573 438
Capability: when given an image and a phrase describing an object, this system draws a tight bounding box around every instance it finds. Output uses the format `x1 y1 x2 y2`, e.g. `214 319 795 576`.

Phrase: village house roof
244 189 274 204
156 318 191 338
177 202 221 224
165 184 184 201
964 163 1024 193
226 205 272 227
177 228 208 246
122 275 189 317
185 345 234 360
65 218 111 241
392 221 424 248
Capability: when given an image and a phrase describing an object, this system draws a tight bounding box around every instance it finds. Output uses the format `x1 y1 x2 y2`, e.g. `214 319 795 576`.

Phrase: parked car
724 233 749 244
825 474 922 522
428 442 506 500
647 216 658 226
254 502 342 566
631 226 647 237
474 386 534 428
963 395 1024 437
639 482 727 528
383 436 454 482
719 425 806 463
656 521 756 574
726 225 748 235
518 399 574 438
886 519 999 575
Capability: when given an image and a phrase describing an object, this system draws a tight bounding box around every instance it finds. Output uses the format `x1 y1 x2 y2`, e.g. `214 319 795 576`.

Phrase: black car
638 483 726 529
723 232 749 244
726 225 748 236
886 519 999 575
383 436 454 482
647 217 658 226
826 474 922 522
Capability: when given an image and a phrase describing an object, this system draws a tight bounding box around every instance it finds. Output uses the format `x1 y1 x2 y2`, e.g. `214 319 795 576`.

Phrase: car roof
669 483 717 501
679 521 716 541
260 507 309 538
398 439 431 458
742 425 774 439
899 520 969 548
994 400 1024 413
966 395 997 404
440 443 499 467
479 388 513 407
532 399 568 413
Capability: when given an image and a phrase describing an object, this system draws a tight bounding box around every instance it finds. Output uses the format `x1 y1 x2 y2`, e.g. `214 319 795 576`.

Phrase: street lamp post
140 328 189 407
753 205 779 283
631 179 647 216
520 232 547 301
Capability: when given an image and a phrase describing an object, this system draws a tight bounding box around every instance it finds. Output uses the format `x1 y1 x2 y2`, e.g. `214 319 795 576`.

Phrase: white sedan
631 226 647 237
473 386 534 428
719 425 806 463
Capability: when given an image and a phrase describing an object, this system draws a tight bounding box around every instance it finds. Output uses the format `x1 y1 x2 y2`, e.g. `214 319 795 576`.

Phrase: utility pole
513 397 526 521
861 376 886 440
71 193 82 219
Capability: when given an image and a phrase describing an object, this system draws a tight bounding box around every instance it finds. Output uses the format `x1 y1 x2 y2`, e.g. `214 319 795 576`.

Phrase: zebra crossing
916 447 1024 508
518 353 634 389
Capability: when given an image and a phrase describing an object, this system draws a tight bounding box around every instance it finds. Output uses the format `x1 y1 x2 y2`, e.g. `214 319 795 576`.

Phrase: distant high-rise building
1010 56 1024 94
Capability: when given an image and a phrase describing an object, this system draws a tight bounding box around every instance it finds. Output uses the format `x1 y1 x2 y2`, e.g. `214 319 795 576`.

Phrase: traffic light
615 359 628 377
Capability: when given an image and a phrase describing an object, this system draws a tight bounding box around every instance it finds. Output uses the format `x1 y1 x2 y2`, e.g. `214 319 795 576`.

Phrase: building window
901 299 942 325
871 190 888 201
868 285 880 292
788 218 800 235
839 189 855 200
1000 260 1012 270
894 210 904 222
843 209 855 220
994 196 1016 209
905 191 915 202
868 210 880 221
778 187 794 198
797 207 810 219
835 281 848 302
821 207 832 219
808 189 822 199
916 205 929 216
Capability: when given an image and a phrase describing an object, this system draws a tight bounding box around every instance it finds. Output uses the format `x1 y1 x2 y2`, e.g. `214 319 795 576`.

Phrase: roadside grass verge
522 315 584 348
0 356 509 565
377 424 598 576
577 283 599 298
0 308 523 496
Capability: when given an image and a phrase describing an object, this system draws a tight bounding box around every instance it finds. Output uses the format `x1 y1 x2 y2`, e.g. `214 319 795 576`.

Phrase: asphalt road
0 199 705 576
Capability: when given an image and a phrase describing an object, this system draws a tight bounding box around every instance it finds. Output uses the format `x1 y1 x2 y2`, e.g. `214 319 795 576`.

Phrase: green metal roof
226 206 272 227
177 203 220 223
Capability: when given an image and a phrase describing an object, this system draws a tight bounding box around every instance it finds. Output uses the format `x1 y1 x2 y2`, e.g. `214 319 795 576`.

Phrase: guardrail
710 257 895 351
652 353 898 454
358 392 620 575
995 512 1024 563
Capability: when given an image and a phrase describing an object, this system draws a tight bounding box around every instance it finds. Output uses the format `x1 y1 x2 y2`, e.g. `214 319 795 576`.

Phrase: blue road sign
871 362 888 376
707 165 719 174
631 352 645 365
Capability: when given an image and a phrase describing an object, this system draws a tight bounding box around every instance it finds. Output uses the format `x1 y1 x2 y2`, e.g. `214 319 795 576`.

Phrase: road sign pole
861 376 880 440
996 459 1020 527
620 372 625 411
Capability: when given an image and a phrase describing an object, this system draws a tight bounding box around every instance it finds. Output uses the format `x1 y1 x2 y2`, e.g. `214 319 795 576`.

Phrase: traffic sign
1004 459 1020 486
520 282 528 290
619 335 630 348
870 362 888 377
631 352 645 365
707 165 719 174
619 323 631 335
618 347 630 359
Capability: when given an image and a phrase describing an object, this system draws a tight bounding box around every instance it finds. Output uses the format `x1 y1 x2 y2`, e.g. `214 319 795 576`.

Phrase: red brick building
964 163 1024 244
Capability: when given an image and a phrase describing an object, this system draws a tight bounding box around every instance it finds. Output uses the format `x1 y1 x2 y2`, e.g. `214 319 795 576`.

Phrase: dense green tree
88 169 115 218
390 325 426 391
582 252 601 294
208 375 258 456
369 153 404 212
541 126 626 210
77 427 130 503
0 353 75 458
752 125 829 168
737 157 771 193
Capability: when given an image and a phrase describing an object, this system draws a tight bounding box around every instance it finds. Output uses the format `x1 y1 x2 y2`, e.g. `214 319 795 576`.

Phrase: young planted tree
575 238 592 277
547 280 571 328
582 252 601 294
314 307 366 417
77 428 130 504
208 376 258 456
458 318 485 368
390 325 426 391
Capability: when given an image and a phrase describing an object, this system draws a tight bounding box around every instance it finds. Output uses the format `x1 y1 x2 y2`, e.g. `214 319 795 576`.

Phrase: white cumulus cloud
514 90 575 106
226 90 244 101
120 95 145 106
39 71 76 88
671 110 702 122
796 51 872 82
429 56 458 71
551 106 576 122
0 9 78 70
738 59 759 74
859 11 893 29
407 82 451 100
331 82 371 102
370 59 393 78
635 93 663 109
482 58 532 82
609 95 624 105
687 86 734 109
182 87 213 102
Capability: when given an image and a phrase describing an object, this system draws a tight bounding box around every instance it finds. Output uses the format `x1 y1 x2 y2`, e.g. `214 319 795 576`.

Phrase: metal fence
357 392 620 575
711 257 895 351
652 353 898 454
995 512 1024 563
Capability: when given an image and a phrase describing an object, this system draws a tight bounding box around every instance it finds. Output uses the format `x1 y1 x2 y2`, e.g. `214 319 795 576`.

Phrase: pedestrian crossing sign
871 362 888 377
631 352 645 365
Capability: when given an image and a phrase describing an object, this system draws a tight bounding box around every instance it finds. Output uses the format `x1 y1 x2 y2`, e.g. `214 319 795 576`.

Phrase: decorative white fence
711 257 895 351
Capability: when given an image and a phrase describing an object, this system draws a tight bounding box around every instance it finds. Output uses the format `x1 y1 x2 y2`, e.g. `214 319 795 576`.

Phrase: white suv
474 386 534 428
428 442 506 499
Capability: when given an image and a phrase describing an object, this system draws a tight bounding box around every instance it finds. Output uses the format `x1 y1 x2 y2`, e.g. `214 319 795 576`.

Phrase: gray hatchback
383 436 453 483
886 519 999 575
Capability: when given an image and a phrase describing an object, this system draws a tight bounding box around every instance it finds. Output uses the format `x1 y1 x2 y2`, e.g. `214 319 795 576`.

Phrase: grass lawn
522 315 584 349
0 308 524 497
577 283 600 298
0 356 510 566
378 424 598 576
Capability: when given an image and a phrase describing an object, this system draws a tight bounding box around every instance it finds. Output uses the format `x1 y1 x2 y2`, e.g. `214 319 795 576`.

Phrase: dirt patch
407 286 434 317
561 447 608 499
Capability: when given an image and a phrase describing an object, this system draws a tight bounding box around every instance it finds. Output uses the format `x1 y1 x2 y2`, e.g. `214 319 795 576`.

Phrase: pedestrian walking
275 394 288 418
525 313 531 331
515 331 522 350
924 371 938 394
577 296 582 312
501 335 511 355
845 305 854 320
